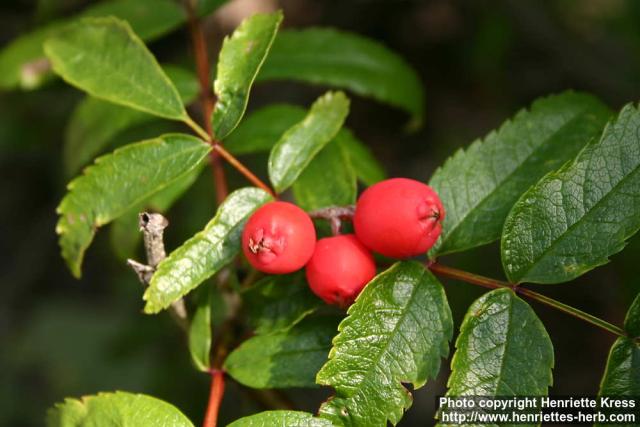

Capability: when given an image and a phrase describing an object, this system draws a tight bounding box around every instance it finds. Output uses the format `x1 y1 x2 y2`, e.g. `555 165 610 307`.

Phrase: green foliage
56 134 210 278
212 11 283 139
444 289 554 400
269 91 350 193
243 273 321 335
0 0 187 90
47 391 193 427
293 138 357 210
317 262 453 427
144 188 272 313
189 285 214 372
429 92 611 257
502 103 640 284
338 129 386 185
109 163 205 261
225 104 306 154
64 65 199 175
44 17 189 122
225 316 340 389
226 104 384 185
624 293 640 337
227 411 332 427
258 28 425 127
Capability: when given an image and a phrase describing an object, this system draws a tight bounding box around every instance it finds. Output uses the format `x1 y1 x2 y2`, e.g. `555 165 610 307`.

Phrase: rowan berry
353 178 444 258
242 201 316 274
305 234 376 307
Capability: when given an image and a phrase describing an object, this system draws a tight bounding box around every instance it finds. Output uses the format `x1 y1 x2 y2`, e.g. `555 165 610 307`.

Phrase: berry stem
428 262 626 338
308 205 356 235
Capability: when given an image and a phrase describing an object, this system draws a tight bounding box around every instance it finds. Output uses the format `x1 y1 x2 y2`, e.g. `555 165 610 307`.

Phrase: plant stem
213 144 276 197
203 370 225 427
184 0 228 204
428 263 626 338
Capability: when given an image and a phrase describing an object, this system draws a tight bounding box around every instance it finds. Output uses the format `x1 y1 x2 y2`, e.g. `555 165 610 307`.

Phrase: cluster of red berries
242 178 445 307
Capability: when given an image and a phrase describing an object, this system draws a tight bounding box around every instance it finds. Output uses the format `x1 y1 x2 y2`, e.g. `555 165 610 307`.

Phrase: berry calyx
353 178 444 258
242 201 316 274
305 234 376 307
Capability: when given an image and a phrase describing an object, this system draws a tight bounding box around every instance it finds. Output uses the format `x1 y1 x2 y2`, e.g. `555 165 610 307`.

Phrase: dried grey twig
127 212 188 331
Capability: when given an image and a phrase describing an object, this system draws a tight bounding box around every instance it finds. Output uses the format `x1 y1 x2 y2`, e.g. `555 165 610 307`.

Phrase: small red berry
354 178 444 258
242 201 316 274
305 234 376 307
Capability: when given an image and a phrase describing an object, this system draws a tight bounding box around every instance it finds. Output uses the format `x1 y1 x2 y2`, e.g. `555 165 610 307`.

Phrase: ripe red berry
305 234 376 307
242 201 316 274
353 178 444 258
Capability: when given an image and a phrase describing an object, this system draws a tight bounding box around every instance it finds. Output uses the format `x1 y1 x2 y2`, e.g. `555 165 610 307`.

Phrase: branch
127 212 188 331
428 262 626 338
308 205 355 235
203 370 225 427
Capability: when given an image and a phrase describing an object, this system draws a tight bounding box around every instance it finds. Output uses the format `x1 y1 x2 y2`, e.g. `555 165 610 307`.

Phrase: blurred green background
2 0 640 426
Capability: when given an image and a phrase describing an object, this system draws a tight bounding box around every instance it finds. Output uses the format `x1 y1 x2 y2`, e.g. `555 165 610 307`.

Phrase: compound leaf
47 391 193 427
57 134 210 278
317 261 453 427
44 17 188 122
64 64 199 175
211 11 283 139
444 288 553 398
502 103 640 284
0 0 186 90
244 273 322 335
225 316 339 389
144 187 272 314
228 411 332 427
269 92 350 193
429 92 611 258
258 28 424 128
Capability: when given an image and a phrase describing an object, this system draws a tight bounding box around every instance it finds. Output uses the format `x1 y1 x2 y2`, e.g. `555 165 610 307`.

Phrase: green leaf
339 129 386 185
244 273 322 335
625 293 640 337
211 11 283 139
0 0 186 90
444 288 554 398
599 338 640 397
109 163 205 261
225 104 306 155
57 134 210 278
502 103 640 284
44 17 188 122
189 285 214 372
429 92 611 258
293 138 357 210
269 92 350 193
225 316 339 389
64 65 199 175
228 411 332 427
596 295 640 427
257 28 425 127
144 188 272 314
47 391 194 427
317 261 453 427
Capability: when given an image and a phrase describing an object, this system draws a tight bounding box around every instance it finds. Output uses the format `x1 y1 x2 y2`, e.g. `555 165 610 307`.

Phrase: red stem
203 370 225 427
428 262 625 337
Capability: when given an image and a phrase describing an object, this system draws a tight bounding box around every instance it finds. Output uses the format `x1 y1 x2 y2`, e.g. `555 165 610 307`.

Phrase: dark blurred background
2 0 640 426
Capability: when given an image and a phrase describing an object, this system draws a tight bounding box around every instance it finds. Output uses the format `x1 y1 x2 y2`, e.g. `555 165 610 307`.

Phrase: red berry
354 178 444 258
242 201 316 274
305 234 376 307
